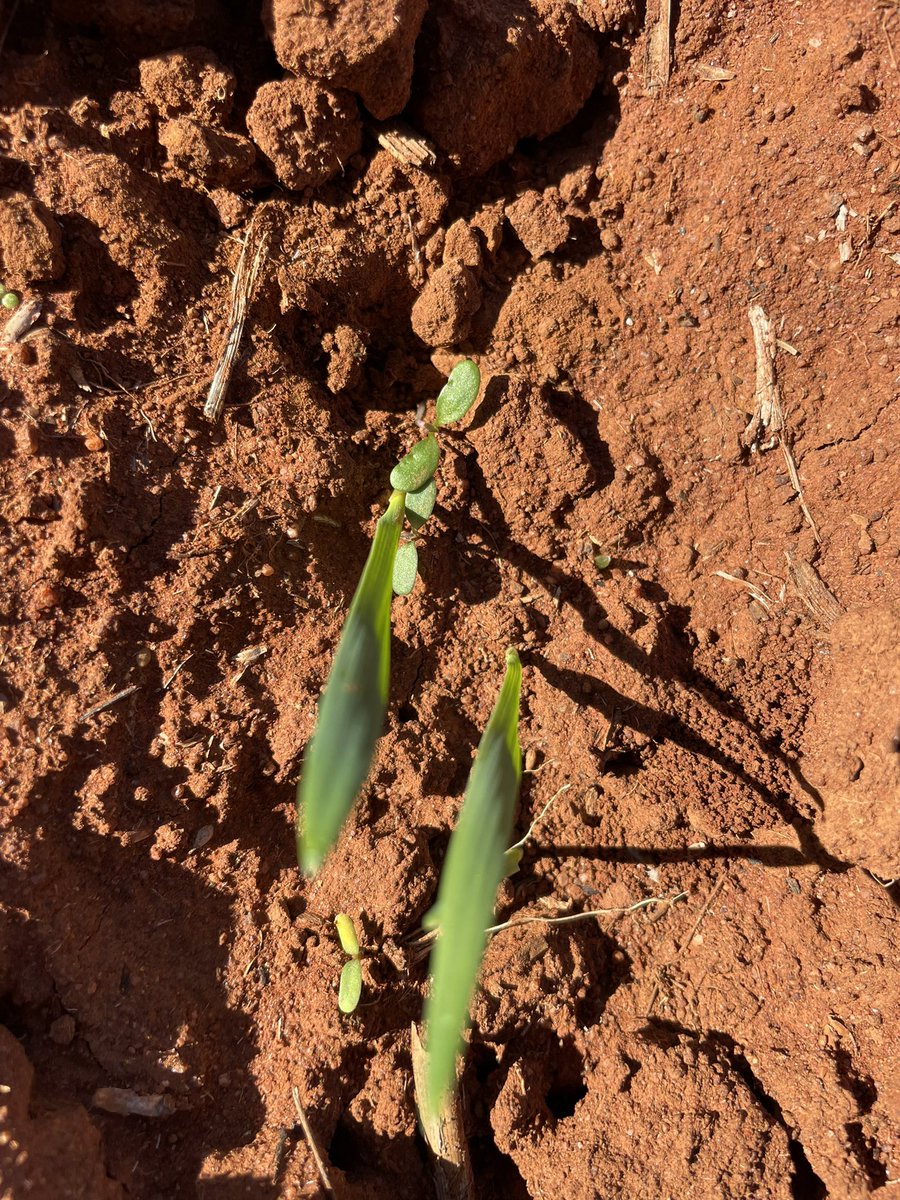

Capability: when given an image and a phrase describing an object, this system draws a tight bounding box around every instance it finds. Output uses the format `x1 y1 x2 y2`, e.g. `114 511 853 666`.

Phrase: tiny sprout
393 541 418 596
390 433 440 493
334 913 362 1014
1 291 20 311
404 479 437 531
593 552 612 570
434 359 481 428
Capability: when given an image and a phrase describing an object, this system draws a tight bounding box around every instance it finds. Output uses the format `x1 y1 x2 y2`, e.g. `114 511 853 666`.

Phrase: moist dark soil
1 1 898 1198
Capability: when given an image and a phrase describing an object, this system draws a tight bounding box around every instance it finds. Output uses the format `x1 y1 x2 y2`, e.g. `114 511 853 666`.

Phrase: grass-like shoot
296 360 481 875
421 647 522 1117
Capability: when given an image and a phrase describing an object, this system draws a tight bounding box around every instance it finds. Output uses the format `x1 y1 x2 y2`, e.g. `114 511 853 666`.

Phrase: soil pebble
262 0 427 120
246 77 362 191
139 46 236 121
491 1029 793 1199
0 191 65 285
412 0 600 175
157 118 256 187
0 1025 122 1199
806 604 900 878
506 188 572 259
411 260 482 347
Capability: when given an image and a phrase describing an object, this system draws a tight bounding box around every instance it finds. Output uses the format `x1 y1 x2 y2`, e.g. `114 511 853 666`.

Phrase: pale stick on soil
291 1086 334 1195
0 297 42 345
410 1022 474 1200
373 121 438 168
92 1087 174 1118
645 0 673 93
743 304 821 542
784 551 842 628
713 570 773 614
203 218 269 422
645 877 726 1016
78 684 140 722
486 891 687 935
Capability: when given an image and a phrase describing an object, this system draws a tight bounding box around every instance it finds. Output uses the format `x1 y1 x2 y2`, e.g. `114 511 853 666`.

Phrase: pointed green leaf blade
390 434 440 492
434 359 481 428
392 541 419 597
338 959 362 1013
423 647 522 1117
296 492 405 875
405 479 437 531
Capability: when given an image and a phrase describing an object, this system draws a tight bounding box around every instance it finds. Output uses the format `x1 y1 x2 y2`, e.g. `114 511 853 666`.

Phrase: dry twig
743 304 820 543
646 877 726 1016
645 0 673 93
204 218 269 422
785 552 842 628
291 1087 334 1195
78 685 140 722
374 122 438 168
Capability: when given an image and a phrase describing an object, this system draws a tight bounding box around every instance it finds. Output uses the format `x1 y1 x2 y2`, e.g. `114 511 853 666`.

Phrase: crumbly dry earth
0 1 898 1198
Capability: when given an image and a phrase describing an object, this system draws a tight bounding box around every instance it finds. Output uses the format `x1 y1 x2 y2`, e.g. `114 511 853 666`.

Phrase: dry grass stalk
374 122 438 168
785 552 842 628
411 1023 474 1200
203 218 269 422
291 1086 334 1195
744 304 821 543
1 297 42 345
713 570 773 614
645 0 673 93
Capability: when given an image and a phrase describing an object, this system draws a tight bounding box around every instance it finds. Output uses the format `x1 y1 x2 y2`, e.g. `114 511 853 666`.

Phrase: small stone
855 124 875 144
84 435 105 452
49 1015 76 1046
600 227 621 251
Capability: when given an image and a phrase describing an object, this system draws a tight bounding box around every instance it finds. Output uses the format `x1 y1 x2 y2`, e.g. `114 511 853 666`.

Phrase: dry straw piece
203 216 270 422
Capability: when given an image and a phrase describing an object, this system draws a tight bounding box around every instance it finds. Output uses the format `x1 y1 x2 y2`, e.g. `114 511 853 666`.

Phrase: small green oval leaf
334 913 360 957
390 434 440 493
338 959 362 1013
593 552 612 570
392 541 419 597
405 479 437 531
434 360 481 428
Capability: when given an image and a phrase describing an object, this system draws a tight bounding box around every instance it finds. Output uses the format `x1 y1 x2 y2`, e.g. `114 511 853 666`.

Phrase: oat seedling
421 647 522 1117
296 360 481 874
334 913 363 1014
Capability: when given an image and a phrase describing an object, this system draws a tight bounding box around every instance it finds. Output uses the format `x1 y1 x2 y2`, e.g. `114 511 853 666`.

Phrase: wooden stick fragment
411 1024 474 1200
645 0 673 94
374 122 438 168
291 1087 334 1195
203 219 269 422
743 304 820 543
78 685 140 722
784 552 842 628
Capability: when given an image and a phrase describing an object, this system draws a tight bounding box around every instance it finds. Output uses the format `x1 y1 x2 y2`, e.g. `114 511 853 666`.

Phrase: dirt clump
0 1026 122 1200
806 606 900 879
157 117 256 187
412 0 600 174
263 0 427 121
246 76 363 191
0 191 65 286
411 259 482 348
506 187 572 259
139 45 236 121
491 1027 794 1199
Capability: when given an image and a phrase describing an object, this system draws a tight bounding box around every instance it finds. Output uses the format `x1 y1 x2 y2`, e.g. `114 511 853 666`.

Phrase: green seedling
296 360 481 875
422 647 522 1117
0 289 20 311
335 913 363 1014
593 551 612 570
